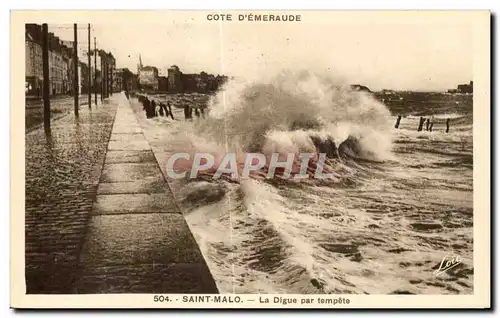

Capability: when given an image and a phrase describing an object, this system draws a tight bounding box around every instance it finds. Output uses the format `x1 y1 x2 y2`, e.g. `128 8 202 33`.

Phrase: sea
129 70 473 295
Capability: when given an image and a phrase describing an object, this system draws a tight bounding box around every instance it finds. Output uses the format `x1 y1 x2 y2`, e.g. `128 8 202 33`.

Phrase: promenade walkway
25 93 218 294
25 97 117 293
73 94 218 293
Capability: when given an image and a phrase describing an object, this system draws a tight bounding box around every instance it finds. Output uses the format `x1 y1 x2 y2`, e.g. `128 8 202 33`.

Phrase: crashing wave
191 69 393 174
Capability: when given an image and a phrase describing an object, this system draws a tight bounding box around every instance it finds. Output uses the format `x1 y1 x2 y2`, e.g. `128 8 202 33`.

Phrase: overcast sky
50 17 474 92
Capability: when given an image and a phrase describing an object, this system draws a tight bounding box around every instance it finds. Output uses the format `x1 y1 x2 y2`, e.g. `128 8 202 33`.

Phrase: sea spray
133 74 473 294
176 71 397 292
196 69 394 162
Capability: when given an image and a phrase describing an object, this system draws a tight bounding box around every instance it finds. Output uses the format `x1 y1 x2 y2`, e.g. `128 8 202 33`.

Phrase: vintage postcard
10 10 490 309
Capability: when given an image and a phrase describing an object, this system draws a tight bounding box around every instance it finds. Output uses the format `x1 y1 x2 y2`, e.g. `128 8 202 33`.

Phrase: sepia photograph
11 10 490 308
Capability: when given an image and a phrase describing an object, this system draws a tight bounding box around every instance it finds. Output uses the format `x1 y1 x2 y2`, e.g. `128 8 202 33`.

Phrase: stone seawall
73 93 218 293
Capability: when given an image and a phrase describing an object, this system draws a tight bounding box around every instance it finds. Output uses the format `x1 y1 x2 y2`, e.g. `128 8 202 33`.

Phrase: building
61 45 71 93
448 81 473 94
167 65 225 93
62 39 103 93
113 68 134 92
167 65 183 93
136 54 158 91
48 32 66 95
25 24 118 99
25 24 43 97
113 69 123 92
79 61 90 94
182 71 223 93
139 65 159 91
60 40 80 95
380 89 396 95
86 48 102 94
128 73 139 91
157 76 168 91
90 63 101 94
106 52 116 95
25 24 75 97
181 74 197 92
457 81 473 94
215 75 229 89
97 50 116 96
137 54 143 74
61 45 72 95
93 69 102 94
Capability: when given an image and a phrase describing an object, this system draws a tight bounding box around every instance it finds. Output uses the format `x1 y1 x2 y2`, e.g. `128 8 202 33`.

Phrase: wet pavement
25 95 102 132
25 97 117 293
26 93 218 294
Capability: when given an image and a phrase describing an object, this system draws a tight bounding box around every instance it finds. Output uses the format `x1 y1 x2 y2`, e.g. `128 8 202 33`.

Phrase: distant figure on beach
189 106 194 119
425 118 430 131
395 115 402 129
194 108 200 118
417 117 425 132
446 118 450 133
200 106 205 119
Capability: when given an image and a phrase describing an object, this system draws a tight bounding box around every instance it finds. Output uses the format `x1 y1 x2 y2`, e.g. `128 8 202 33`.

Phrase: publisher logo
434 254 462 276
